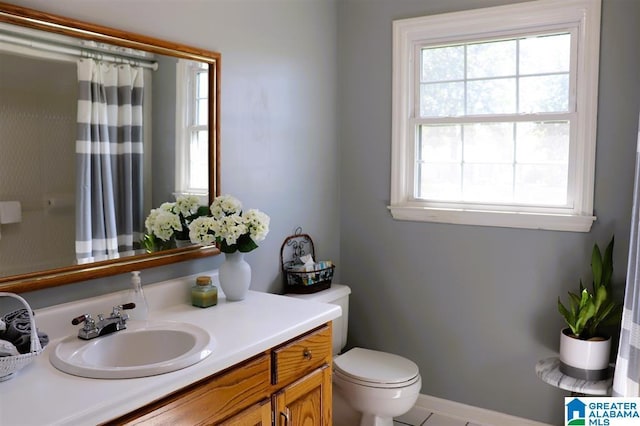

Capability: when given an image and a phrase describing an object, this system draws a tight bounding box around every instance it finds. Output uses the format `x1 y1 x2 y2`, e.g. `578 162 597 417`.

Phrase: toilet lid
333 347 419 384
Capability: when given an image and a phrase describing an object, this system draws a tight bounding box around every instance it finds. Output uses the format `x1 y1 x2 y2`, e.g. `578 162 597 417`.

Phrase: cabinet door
273 364 331 426
219 399 271 426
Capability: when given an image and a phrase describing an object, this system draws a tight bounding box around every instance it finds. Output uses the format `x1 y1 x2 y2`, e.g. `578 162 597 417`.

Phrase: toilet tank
287 284 350 355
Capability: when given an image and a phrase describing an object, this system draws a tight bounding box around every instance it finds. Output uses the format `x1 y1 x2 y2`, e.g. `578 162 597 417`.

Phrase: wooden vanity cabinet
107 323 332 426
271 324 333 426
273 365 332 425
219 399 272 425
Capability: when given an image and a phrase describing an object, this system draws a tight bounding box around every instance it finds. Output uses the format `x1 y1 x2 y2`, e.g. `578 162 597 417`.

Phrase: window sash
406 26 579 212
412 126 574 208
175 60 209 197
414 31 575 119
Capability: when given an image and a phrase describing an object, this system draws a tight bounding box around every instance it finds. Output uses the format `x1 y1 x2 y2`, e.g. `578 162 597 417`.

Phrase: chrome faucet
71 303 135 340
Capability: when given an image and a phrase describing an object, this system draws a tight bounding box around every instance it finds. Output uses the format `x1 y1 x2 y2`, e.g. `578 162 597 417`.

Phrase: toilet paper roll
44 194 74 212
0 201 21 224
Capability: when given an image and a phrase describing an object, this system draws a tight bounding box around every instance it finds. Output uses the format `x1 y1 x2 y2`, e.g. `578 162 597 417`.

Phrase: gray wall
151 54 178 206
12 0 340 304
338 0 640 424
7 0 640 424
0 55 76 276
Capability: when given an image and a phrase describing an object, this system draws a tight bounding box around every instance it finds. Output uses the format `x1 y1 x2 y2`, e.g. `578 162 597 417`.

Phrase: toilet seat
334 367 421 389
334 347 420 388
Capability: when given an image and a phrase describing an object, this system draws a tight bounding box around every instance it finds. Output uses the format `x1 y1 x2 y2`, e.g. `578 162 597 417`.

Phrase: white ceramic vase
218 252 251 301
559 328 611 380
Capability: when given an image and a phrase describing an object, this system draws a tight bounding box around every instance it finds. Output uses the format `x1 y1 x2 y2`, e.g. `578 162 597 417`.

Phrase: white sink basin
49 320 214 379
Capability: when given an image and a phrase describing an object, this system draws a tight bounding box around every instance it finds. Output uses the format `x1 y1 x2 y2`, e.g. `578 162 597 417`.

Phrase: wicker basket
281 232 335 294
0 292 43 381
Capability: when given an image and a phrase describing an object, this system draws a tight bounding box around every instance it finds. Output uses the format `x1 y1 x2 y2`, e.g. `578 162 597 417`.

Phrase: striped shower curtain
75 59 144 261
613 113 640 396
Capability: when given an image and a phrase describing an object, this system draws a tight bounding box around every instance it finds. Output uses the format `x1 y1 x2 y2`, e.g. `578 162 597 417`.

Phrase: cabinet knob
303 348 312 360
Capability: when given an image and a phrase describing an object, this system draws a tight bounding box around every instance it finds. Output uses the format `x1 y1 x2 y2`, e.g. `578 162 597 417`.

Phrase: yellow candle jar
191 276 218 308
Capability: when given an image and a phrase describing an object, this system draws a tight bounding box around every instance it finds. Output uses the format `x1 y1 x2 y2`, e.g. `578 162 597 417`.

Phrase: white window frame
389 0 601 232
175 59 209 203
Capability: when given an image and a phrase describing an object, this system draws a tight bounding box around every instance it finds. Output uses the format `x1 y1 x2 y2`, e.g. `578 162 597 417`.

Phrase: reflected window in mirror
175 60 209 203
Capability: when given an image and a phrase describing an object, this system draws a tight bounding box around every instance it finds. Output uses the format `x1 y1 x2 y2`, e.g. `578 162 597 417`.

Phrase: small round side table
536 357 613 396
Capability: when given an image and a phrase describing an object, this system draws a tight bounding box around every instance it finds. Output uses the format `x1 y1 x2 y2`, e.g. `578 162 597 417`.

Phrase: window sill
387 205 595 232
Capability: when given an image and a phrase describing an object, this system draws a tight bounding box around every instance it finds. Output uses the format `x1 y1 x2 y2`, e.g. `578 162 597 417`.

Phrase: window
390 0 601 232
175 59 209 200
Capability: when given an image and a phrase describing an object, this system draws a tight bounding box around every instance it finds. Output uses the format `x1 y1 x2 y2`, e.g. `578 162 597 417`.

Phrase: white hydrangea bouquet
188 194 270 253
143 195 209 252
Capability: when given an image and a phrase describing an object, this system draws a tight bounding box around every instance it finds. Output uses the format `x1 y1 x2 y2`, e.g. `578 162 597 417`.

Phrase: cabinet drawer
272 324 332 385
110 353 271 425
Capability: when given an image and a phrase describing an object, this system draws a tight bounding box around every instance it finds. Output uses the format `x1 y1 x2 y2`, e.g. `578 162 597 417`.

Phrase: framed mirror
0 2 221 293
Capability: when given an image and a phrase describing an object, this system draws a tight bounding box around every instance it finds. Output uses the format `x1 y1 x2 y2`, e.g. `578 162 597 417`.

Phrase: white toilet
288 284 421 426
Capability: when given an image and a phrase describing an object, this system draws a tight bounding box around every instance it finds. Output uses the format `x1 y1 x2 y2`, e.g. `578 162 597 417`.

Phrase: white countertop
0 274 341 426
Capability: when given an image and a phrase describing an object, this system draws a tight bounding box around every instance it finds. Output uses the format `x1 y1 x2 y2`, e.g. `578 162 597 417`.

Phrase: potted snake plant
557 236 622 380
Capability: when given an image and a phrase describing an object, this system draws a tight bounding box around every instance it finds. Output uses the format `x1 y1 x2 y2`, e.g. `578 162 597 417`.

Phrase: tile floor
394 405 483 426
335 393 485 426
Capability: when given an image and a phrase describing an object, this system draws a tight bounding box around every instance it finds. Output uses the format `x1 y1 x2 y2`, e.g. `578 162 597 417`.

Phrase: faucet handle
72 314 97 335
111 303 136 317
71 314 93 326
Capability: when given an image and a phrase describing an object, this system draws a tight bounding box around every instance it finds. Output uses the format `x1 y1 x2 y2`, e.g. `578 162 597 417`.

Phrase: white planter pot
559 328 611 380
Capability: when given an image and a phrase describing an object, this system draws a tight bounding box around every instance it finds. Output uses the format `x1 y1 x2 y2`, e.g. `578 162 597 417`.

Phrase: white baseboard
414 394 552 426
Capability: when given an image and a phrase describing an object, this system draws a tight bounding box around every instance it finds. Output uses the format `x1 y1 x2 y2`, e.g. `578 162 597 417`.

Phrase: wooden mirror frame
0 2 221 293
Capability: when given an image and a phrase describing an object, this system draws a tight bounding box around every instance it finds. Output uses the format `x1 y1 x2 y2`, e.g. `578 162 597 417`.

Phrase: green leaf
558 298 574 325
602 236 615 288
596 300 615 323
592 243 603 289
579 288 591 309
576 299 596 334
218 239 238 253
600 304 623 327
593 285 607 313
237 234 258 253
568 291 582 309
141 234 155 253
587 300 616 337
219 234 259 254
557 301 568 318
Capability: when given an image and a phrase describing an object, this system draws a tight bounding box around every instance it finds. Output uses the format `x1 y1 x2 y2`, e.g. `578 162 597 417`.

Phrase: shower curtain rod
0 32 158 70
